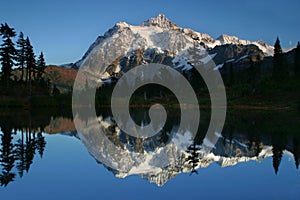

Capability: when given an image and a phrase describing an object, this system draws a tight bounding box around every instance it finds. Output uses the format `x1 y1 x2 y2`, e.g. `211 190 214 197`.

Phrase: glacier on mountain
64 14 274 81
74 115 277 187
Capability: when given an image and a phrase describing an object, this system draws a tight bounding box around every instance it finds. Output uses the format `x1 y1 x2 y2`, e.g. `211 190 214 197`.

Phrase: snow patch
234 55 249 63
214 64 224 71
200 53 216 64
171 131 193 151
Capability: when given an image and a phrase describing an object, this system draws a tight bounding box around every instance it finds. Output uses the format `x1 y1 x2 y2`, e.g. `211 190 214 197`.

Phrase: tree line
273 37 300 80
0 23 49 96
224 37 300 87
0 125 46 186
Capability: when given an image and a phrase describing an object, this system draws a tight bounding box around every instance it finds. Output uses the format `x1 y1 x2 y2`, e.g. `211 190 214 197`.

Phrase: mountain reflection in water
0 109 299 187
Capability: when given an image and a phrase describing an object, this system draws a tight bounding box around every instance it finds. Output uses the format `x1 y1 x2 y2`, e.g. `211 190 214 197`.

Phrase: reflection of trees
271 132 287 175
36 132 46 158
0 126 46 186
293 137 300 169
15 130 26 177
185 142 200 174
0 108 72 187
13 129 45 178
217 111 300 174
95 108 300 176
272 145 283 175
0 125 16 186
94 106 181 153
24 132 36 172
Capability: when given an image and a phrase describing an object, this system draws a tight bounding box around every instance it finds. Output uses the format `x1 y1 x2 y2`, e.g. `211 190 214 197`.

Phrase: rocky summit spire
141 14 180 30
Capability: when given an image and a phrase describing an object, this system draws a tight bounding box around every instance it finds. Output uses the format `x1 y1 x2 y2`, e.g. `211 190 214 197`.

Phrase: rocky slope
61 14 274 83
74 115 275 186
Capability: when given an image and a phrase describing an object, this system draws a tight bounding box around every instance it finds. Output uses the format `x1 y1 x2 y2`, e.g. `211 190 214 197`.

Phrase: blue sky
1 0 299 65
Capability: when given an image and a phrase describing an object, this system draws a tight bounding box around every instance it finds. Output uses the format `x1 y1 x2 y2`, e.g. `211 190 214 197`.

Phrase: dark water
0 109 300 200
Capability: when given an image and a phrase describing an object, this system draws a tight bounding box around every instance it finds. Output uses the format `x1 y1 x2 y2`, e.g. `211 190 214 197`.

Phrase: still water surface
0 109 300 200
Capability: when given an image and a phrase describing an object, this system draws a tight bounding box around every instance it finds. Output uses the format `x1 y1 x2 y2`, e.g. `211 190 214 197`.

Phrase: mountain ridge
61 14 274 73
74 115 290 186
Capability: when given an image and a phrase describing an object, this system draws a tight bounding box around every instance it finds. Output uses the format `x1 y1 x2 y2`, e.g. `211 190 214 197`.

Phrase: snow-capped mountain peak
67 14 274 72
214 34 274 55
115 21 130 28
75 115 278 186
141 14 180 30
217 34 250 45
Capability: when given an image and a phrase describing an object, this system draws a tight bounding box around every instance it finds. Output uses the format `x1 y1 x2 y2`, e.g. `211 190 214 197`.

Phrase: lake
0 108 300 200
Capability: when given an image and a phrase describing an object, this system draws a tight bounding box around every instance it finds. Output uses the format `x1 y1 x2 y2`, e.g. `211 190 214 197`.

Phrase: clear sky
1 0 299 65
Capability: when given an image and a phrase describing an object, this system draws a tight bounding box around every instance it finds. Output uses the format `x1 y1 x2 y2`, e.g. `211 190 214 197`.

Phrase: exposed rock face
61 14 274 82
141 14 181 31
209 44 264 65
44 117 75 134
74 115 274 187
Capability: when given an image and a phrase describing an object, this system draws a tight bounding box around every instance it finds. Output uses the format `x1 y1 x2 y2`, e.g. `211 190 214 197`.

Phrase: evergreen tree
272 145 283 174
25 37 36 82
186 142 200 175
271 132 286 175
15 130 26 177
16 32 26 81
0 23 16 86
293 137 299 169
36 132 46 158
295 42 300 77
52 84 60 96
37 52 46 80
24 132 36 173
273 37 287 80
0 125 16 186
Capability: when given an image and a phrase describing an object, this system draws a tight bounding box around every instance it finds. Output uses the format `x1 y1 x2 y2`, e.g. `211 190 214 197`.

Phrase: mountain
62 14 274 82
215 34 274 56
40 109 300 187
74 114 277 186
